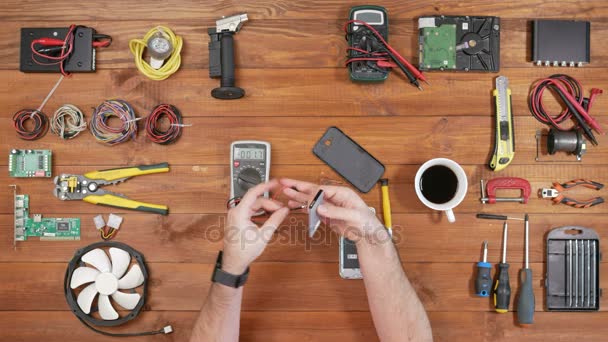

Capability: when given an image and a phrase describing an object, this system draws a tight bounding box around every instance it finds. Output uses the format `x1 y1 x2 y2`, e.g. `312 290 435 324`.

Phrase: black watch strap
211 251 249 288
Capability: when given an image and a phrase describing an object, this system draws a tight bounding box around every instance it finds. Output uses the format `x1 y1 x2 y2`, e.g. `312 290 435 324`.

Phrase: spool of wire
12 109 49 140
145 104 183 144
90 99 138 145
51 104 87 140
129 26 182 81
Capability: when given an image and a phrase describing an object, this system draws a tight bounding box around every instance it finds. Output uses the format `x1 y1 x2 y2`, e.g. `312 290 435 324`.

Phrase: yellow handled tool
54 162 170 215
380 179 393 237
489 76 514 172
83 194 168 215
84 162 170 181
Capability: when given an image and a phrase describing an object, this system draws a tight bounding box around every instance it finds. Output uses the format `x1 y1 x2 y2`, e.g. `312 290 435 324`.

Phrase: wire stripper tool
489 76 514 172
540 179 604 208
53 163 170 215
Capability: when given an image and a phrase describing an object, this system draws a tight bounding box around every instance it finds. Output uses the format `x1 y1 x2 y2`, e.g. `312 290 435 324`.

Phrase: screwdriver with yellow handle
54 163 170 215
494 221 511 313
379 179 393 237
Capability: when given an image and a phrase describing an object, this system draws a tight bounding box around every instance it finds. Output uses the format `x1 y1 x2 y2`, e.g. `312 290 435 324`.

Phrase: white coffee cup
414 158 468 223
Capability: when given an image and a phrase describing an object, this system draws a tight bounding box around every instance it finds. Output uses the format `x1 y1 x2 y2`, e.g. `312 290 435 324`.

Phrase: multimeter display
234 147 265 160
353 10 384 25
230 141 271 202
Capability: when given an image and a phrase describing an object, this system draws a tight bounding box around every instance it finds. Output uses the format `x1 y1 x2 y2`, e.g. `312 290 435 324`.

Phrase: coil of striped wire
90 99 138 145
51 104 87 140
12 109 49 140
145 104 183 144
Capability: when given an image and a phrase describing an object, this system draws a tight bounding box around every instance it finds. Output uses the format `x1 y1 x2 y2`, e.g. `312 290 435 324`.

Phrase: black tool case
545 226 601 311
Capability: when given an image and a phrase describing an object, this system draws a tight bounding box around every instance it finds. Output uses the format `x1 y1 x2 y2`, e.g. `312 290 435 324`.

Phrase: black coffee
420 165 458 204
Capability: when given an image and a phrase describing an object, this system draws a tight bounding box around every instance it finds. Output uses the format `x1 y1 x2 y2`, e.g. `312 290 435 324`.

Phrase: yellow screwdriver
380 179 392 237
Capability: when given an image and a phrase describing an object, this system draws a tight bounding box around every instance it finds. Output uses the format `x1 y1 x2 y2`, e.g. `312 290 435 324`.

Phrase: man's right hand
280 178 387 245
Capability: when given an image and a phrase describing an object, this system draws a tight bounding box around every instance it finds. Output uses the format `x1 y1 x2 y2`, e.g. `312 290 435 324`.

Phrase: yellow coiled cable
129 26 182 81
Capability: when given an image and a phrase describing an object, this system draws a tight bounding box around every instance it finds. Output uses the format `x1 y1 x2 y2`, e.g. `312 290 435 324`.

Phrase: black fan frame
64 241 148 327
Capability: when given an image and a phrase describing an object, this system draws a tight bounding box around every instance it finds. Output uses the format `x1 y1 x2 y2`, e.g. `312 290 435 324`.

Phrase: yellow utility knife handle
84 194 169 215
489 77 514 172
84 162 170 182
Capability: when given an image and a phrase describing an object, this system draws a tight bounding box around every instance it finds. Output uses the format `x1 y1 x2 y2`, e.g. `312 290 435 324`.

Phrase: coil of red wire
145 104 183 144
528 74 603 145
13 109 49 140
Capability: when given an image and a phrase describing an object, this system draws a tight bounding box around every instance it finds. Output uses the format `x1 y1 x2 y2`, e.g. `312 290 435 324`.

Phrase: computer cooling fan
64 242 172 337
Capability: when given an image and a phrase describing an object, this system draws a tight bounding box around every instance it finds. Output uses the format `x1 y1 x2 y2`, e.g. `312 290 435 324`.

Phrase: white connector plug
107 214 123 230
93 215 106 230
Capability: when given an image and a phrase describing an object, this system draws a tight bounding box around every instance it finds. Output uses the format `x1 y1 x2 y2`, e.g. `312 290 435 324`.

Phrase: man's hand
280 178 385 245
222 179 290 275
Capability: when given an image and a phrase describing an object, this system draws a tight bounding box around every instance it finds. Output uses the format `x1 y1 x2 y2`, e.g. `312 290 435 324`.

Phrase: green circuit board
9 149 52 177
420 24 456 70
14 193 80 241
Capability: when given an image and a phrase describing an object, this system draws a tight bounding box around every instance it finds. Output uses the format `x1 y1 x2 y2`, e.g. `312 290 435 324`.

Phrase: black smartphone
312 127 385 193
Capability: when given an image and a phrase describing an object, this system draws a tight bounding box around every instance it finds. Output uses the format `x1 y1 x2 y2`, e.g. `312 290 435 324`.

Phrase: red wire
343 19 426 82
530 76 603 133
30 25 77 76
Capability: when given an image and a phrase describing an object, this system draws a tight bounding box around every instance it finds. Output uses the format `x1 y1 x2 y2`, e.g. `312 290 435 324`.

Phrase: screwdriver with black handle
494 222 511 313
517 214 535 324
475 241 492 297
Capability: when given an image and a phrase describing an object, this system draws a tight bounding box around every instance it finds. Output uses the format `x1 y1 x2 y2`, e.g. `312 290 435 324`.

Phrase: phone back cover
312 127 385 193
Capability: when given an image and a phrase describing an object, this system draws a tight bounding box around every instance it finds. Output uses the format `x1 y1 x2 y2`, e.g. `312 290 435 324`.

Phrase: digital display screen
234 147 265 160
342 238 360 269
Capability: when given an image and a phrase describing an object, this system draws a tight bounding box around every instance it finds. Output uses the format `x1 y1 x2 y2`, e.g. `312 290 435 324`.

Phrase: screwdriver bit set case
545 226 601 311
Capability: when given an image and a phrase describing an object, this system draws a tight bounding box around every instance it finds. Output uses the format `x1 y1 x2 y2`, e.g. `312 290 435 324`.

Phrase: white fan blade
111 291 141 310
109 247 130 279
70 267 100 289
118 264 144 289
98 294 119 320
82 248 111 273
77 283 98 314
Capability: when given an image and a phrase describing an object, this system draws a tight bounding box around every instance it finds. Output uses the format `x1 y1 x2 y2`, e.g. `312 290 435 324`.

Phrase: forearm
190 283 243 342
357 229 433 342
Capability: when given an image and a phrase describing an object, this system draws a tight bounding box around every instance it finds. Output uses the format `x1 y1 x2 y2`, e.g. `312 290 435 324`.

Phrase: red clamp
481 177 531 204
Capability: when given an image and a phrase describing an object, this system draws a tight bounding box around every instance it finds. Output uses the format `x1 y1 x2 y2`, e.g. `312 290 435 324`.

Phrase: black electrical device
20 27 96 73
532 20 590 67
346 5 390 82
208 14 248 100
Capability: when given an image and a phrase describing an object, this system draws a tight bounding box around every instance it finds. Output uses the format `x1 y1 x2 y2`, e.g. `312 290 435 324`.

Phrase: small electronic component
11 185 80 244
9 149 52 177
532 20 590 67
418 16 500 72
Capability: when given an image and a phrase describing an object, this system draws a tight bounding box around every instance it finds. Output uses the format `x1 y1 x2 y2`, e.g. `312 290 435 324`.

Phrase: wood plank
0 262 606 312
2 118 608 167
1 0 607 20
1 213 605 264
1 164 607 214
1 68 607 117
2 19 607 70
3 310 608 342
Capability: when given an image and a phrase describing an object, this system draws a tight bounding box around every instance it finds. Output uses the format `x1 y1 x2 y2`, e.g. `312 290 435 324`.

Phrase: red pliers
540 179 604 208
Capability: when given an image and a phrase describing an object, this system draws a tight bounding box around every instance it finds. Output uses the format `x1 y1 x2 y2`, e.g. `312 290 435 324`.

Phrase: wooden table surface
1 1 607 341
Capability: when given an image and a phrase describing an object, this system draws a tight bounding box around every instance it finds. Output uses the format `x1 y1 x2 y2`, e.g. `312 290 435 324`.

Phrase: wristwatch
211 250 250 288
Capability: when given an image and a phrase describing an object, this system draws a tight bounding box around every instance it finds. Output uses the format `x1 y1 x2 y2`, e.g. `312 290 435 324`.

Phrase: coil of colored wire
129 26 183 81
13 109 49 140
51 104 87 140
90 99 138 145
145 104 183 144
